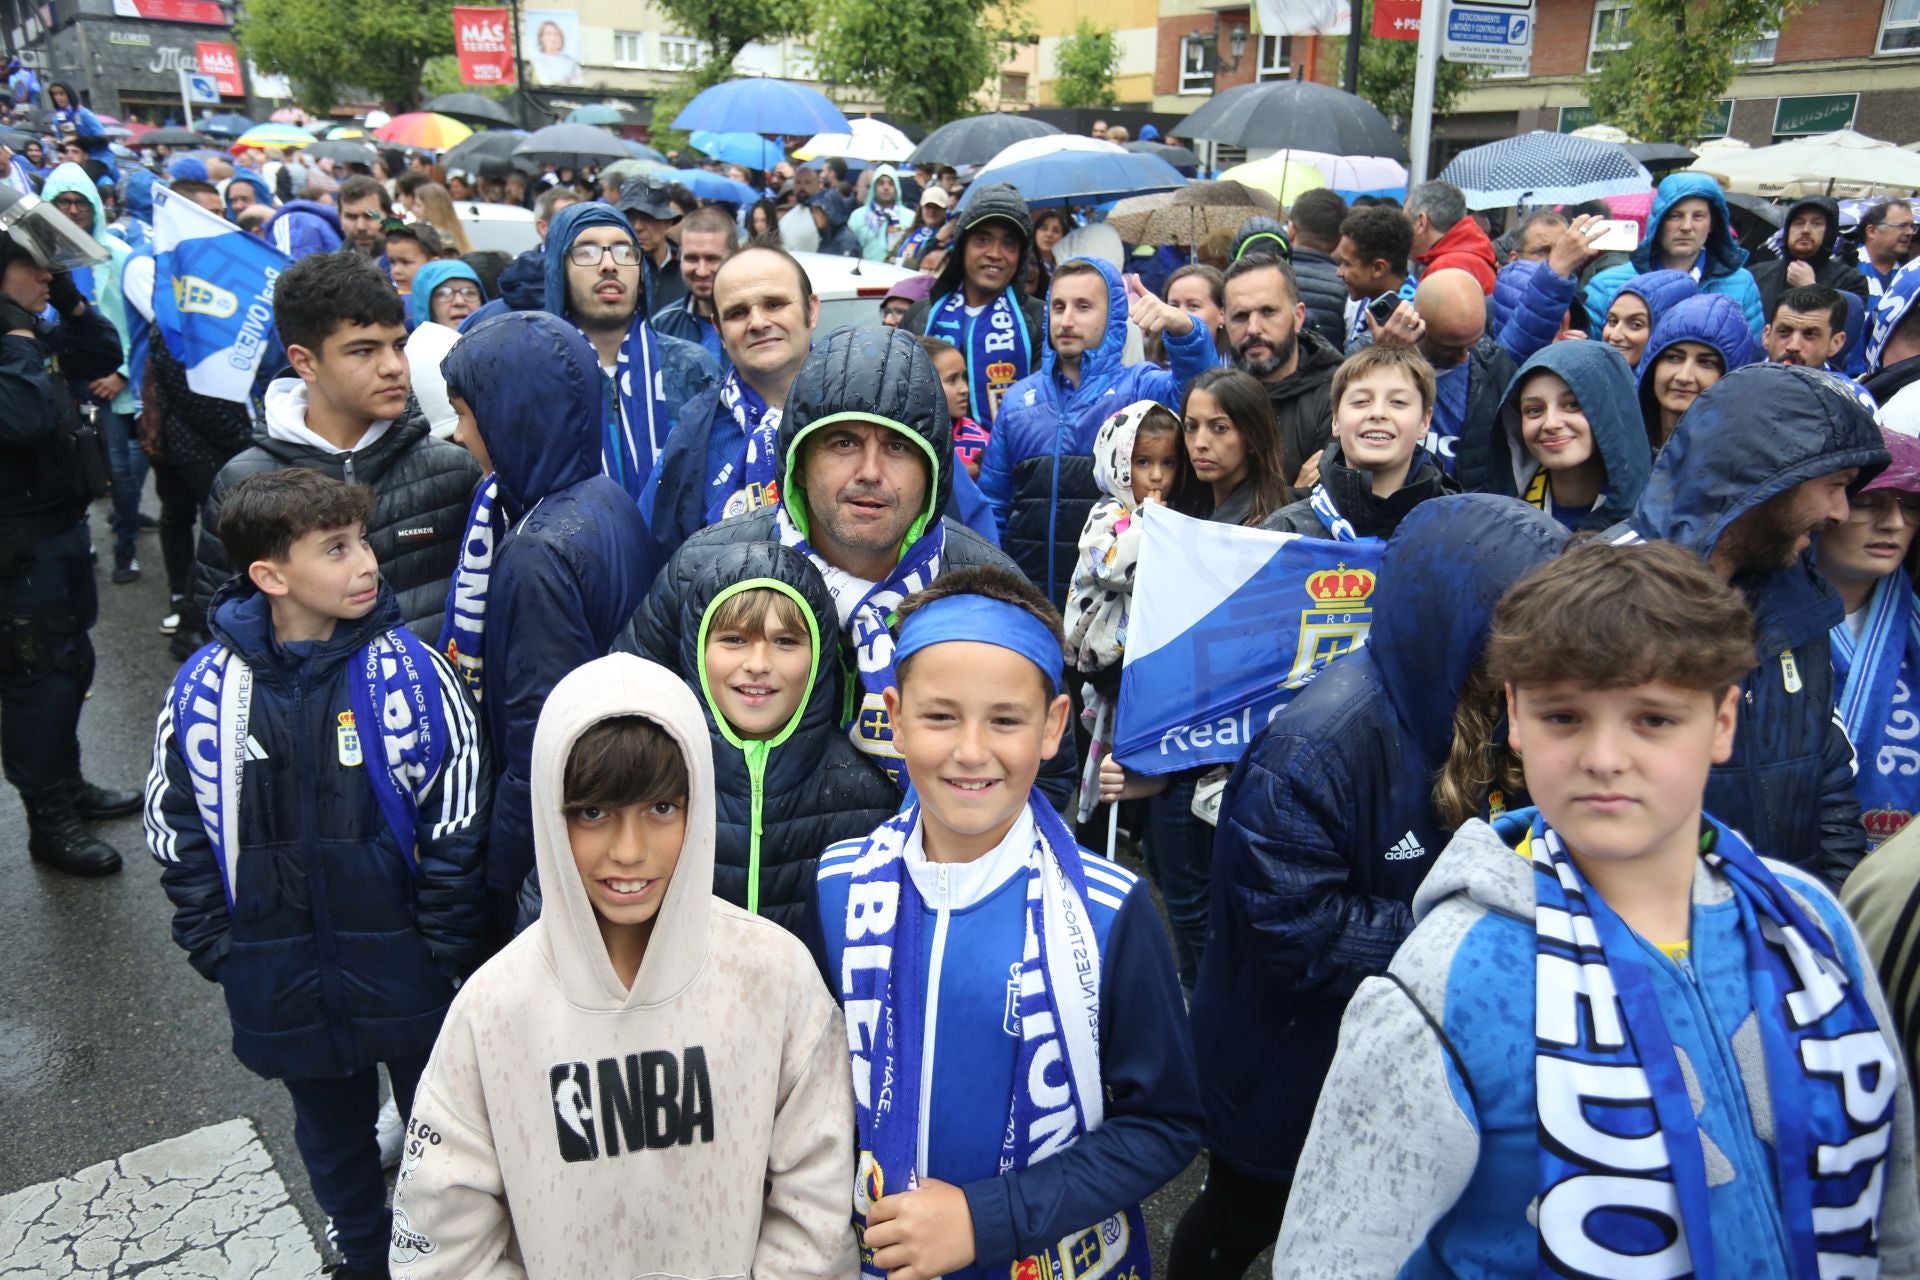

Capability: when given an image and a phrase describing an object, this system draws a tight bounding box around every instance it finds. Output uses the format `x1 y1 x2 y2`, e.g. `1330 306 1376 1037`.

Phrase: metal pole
1408 0 1443 186
507 0 529 128
1344 3 1364 95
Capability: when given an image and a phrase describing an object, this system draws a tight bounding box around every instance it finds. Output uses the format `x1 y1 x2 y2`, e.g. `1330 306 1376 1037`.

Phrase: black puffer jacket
664 541 899 934
1289 245 1351 352
901 182 1046 367
1266 328 1344 484
1262 442 1457 539
149 332 252 469
191 384 482 642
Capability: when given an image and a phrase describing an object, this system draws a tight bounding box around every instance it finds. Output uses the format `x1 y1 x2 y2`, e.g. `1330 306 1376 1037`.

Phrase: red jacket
1414 217 1498 294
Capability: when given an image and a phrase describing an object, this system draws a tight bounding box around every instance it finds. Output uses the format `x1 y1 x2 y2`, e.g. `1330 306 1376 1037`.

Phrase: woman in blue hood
1636 292 1759 449
1586 173 1765 341
1598 267 1698 369
1477 340 1650 531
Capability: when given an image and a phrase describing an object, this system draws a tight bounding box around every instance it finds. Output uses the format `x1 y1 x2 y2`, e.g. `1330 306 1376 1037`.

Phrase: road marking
0 1117 323 1278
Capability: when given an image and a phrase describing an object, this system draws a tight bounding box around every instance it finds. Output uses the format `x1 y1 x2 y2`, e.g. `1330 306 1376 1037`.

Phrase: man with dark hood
1753 195 1871 322
903 182 1046 426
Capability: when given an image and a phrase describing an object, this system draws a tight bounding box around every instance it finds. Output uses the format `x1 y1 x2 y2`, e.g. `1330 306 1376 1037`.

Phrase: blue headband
893 595 1064 692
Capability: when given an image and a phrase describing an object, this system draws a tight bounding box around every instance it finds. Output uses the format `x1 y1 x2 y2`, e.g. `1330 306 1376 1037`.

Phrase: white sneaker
376 1095 403 1169
158 611 181 635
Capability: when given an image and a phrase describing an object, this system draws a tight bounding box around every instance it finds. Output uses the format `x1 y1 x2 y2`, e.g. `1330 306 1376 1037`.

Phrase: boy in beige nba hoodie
389 653 857 1278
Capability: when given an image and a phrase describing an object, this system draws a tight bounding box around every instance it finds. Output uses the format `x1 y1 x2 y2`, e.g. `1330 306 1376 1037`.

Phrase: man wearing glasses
1857 200 1915 298
536 200 721 503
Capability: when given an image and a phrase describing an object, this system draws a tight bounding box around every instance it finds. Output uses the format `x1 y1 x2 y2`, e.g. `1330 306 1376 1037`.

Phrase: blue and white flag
1115 505 1385 775
152 183 290 403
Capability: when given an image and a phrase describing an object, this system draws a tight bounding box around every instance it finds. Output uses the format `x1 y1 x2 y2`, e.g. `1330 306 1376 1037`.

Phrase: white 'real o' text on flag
152 183 292 403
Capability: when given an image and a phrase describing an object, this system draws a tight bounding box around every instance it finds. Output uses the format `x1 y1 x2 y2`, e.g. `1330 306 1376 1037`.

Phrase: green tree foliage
646 0 814 146
812 0 1035 129
1325 0 1481 132
1588 0 1801 142
236 0 454 113
1053 19 1119 110
419 56 513 103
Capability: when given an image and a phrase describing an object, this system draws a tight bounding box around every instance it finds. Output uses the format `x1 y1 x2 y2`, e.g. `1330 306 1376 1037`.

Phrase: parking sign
1442 0 1534 68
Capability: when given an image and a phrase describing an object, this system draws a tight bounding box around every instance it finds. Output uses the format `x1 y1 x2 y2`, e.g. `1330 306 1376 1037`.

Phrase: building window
1000 72 1027 102
1587 0 1631 73
1256 34 1289 81
613 30 644 67
1733 25 1778 64
1180 34 1215 94
1882 0 1920 53
657 35 706 71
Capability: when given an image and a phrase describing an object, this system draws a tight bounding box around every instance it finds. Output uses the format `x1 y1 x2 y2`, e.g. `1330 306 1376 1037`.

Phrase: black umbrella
1625 141 1697 168
422 93 519 128
1124 139 1201 172
132 127 215 148
444 130 536 178
513 123 629 170
306 138 378 167
1179 81 1406 161
907 113 1062 168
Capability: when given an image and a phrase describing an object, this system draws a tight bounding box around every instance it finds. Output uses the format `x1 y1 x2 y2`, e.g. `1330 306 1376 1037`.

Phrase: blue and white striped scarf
438 474 498 704
705 369 782 525
599 311 671 502
1832 569 1920 849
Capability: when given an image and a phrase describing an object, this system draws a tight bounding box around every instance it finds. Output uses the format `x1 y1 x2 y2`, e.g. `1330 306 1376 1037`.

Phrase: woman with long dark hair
746 199 781 246
1183 367 1294 525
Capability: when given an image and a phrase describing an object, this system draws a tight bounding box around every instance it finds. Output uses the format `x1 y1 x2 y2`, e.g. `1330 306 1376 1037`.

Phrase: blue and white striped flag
152 183 291 403
1114 504 1385 775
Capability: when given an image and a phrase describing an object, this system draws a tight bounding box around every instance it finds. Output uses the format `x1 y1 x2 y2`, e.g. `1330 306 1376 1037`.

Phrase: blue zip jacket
1613 361 1889 888
1635 293 1760 446
1586 173 1765 340
145 582 489 1081
441 310 658 898
1490 258 1577 363
815 822 1202 1276
980 255 1214 604
1189 493 1567 1181
649 293 725 366
1273 810 1920 1277
1462 338 1650 531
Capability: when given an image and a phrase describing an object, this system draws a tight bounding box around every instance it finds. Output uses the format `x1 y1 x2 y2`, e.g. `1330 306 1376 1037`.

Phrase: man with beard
1160 255 1341 489
1607 362 1889 889
1764 284 1849 370
1753 195 1870 323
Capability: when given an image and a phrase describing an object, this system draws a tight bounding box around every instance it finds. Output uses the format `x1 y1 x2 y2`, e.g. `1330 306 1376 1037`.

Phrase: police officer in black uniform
0 187 140 875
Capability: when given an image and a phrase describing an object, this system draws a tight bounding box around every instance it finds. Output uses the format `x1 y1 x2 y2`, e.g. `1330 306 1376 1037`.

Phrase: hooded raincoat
223 171 272 220
39 162 134 416
1586 173 1766 340
262 198 342 260
1753 194 1872 322
408 259 483 330
440 310 657 904
388 655 858 1278
1635 292 1761 449
1189 494 1568 1182
1612 361 1890 887
850 164 913 261
807 189 860 259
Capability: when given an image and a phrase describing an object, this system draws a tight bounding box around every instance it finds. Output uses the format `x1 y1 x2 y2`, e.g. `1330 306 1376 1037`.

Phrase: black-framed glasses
566 242 639 267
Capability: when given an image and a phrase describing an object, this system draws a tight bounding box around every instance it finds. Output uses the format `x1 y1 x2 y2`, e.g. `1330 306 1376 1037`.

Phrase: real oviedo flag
1115 505 1384 775
152 183 292 404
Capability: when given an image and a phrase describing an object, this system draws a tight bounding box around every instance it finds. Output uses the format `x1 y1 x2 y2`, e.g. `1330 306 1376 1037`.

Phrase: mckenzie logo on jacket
549 1048 715 1162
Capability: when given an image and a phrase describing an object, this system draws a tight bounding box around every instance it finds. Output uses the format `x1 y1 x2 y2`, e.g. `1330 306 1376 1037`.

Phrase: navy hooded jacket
1612 361 1890 888
458 244 545 332
1585 173 1765 339
263 199 342 260
1462 339 1650 531
224 171 272 219
1190 494 1567 1179
981 255 1215 604
146 581 489 1081
807 189 861 258
1635 292 1760 449
441 310 657 899
1752 194 1872 322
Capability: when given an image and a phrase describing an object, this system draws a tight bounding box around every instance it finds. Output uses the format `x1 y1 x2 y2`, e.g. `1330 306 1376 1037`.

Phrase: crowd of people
11 78 1920 1278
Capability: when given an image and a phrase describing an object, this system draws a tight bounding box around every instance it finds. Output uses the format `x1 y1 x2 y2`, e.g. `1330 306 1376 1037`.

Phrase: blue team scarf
599 311 672 502
704 369 783 525
438 474 499 704
1528 810 1894 1279
893 224 937 267
167 626 451 909
840 794 1151 1280
1309 482 1365 543
1832 569 1920 849
924 287 1029 425
775 504 943 787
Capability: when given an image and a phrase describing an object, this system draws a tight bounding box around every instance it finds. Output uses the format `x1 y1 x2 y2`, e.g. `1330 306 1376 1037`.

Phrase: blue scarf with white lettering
438 474 499 704
167 627 450 908
601 311 672 502
1309 482 1365 543
1831 569 1920 850
840 794 1150 1280
893 224 937 268
924 286 1029 425
1528 809 1894 1279
704 368 782 526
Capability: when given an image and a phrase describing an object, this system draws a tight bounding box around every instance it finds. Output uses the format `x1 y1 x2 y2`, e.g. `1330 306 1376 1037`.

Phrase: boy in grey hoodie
390 654 856 1277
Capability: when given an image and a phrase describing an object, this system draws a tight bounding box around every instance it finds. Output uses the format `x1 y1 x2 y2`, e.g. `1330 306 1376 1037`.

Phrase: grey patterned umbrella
1179 81 1404 161
907 114 1062 168
1437 131 1652 209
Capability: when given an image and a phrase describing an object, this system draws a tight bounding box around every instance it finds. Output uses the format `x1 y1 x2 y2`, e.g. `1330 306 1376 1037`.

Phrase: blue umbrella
956 136 1187 211
672 78 849 136
567 104 630 126
1437 131 1653 210
197 113 256 139
674 168 761 206
689 130 786 171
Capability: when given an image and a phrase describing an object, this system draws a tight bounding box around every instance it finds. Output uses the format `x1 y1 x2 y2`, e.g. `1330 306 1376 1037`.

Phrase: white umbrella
1688 129 1920 197
1695 136 1752 154
1569 123 1637 144
1284 149 1408 193
792 118 914 164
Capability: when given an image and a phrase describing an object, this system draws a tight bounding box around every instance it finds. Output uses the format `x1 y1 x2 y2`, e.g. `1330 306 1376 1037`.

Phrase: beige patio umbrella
1687 129 1920 198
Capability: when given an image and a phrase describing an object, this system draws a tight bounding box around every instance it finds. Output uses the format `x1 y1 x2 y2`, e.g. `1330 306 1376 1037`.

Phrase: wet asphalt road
0 493 1260 1277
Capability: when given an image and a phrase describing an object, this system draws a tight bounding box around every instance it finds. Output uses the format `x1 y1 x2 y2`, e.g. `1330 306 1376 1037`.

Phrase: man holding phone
1334 206 1417 353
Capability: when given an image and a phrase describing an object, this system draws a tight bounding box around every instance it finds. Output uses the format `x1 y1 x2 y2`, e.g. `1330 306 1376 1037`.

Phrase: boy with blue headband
1277 540 1920 1278
814 566 1201 1280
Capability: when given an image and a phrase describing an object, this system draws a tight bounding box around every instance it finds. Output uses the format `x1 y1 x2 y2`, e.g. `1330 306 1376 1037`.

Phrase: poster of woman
524 9 583 86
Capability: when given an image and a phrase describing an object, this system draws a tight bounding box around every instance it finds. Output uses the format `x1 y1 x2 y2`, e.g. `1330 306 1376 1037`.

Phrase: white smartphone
1589 218 1641 253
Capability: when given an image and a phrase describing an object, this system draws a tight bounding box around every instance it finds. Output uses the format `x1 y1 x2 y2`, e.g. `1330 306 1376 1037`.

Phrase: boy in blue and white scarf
145 468 488 1278
813 566 1199 1280
1278 539 1920 1279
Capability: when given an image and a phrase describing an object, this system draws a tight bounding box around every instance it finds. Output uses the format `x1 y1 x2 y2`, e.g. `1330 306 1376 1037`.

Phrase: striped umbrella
232 123 316 150
373 112 473 151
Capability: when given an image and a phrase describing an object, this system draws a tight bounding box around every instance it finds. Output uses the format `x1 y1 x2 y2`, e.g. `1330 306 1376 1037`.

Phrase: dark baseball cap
615 176 678 222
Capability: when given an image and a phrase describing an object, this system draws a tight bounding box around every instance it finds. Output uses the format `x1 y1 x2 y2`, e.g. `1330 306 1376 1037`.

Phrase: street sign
1442 0 1534 68
182 72 220 104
